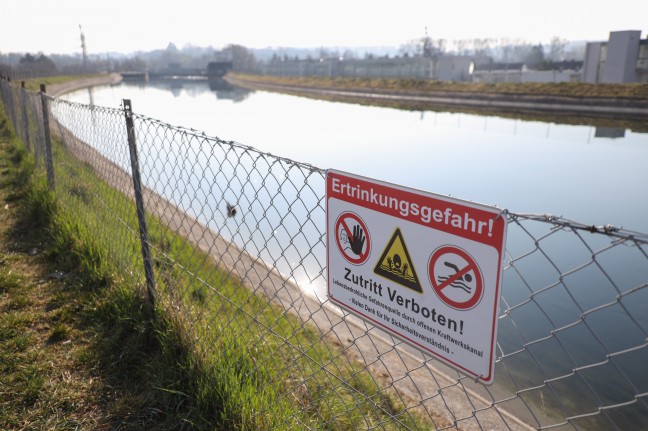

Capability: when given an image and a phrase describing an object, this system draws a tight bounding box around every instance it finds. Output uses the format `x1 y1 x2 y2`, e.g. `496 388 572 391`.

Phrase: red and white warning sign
335 212 371 265
429 246 483 310
326 169 507 385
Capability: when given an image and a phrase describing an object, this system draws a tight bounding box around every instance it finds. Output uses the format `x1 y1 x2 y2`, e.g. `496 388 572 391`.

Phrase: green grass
47 125 423 430
0 82 429 429
0 258 23 294
0 108 89 429
20 74 106 92
1 98 227 429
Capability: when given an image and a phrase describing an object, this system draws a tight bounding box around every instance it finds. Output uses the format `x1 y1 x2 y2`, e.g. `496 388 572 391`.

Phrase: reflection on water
60 79 648 298
58 82 648 429
594 127 625 138
86 87 95 106
60 80 648 281
139 77 253 102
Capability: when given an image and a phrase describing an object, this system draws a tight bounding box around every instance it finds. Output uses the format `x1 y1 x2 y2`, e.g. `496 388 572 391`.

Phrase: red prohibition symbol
335 212 371 265
429 245 484 310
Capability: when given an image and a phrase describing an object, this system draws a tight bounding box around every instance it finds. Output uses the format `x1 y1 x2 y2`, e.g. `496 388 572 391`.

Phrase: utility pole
79 24 88 73
423 26 433 58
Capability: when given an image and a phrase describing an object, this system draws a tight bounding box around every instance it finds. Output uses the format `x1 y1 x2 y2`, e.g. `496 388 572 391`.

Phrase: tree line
1 36 586 81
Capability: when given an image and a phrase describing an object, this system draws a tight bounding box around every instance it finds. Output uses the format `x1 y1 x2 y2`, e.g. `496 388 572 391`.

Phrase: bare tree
17 53 57 77
524 44 546 69
452 39 468 56
564 43 586 61
422 36 446 59
472 38 494 64
342 49 357 60
224 44 258 73
119 56 147 72
547 36 568 62
497 38 523 63
399 39 421 57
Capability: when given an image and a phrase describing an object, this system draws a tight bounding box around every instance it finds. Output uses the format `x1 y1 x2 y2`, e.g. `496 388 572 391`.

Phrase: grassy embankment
228 73 648 131
0 89 193 429
0 80 426 429
16 74 101 92
230 73 648 98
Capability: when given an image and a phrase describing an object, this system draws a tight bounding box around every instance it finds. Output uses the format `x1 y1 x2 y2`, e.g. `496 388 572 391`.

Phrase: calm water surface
61 80 648 428
65 80 648 232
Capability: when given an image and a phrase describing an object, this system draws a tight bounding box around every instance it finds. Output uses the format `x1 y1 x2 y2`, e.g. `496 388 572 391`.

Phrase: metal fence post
6 78 17 131
123 99 156 311
39 84 55 190
20 82 31 152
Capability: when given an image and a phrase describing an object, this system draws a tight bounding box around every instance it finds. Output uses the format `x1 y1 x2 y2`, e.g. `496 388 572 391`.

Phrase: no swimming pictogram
327 169 507 384
335 212 371 265
429 245 484 310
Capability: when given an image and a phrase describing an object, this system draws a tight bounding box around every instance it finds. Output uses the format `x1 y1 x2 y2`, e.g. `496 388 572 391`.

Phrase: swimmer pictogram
327 169 507 385
429 245 484 310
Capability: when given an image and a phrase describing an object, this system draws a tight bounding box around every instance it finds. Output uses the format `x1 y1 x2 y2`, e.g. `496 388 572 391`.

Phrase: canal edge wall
48 73 123 98
226 75 648 120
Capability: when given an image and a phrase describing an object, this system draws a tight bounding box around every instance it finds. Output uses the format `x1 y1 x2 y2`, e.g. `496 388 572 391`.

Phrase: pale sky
2 0 647 55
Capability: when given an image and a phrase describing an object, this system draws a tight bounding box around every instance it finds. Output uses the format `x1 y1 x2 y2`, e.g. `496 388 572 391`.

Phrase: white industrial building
261 56 475 82
582 30 648 83
261 31 648 84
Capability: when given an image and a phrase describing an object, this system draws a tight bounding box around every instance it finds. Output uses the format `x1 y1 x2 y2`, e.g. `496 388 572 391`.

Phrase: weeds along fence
1 77 647 431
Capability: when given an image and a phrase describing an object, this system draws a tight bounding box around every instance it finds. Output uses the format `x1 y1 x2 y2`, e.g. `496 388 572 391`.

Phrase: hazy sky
2 0 647 55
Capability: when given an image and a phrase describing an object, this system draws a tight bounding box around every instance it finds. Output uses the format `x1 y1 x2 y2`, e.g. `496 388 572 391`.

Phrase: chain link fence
2 77 647 430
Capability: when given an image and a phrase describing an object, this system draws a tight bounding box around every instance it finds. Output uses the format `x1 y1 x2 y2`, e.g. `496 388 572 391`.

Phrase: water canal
60 79 648 429
63 80 648 232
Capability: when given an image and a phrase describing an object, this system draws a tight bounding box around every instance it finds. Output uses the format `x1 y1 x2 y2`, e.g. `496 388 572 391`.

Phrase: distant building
472 61 582 84
472 63 524 83
436 56 474 82
520 61 583 83
335 57 435 79
582 30 648 83
261 55 474 82
207 61 233 78
595 127 626 138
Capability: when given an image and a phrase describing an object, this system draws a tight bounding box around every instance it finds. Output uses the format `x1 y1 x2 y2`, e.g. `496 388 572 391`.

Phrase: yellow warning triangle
373 228 422 293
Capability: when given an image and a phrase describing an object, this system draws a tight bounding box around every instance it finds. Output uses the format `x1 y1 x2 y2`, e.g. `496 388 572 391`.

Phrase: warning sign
326 169 507 385
335 212 371 265
374 228 422 293
429 246 483 310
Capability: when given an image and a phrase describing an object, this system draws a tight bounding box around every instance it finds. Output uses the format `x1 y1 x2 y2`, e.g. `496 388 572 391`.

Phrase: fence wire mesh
2 78 647 430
